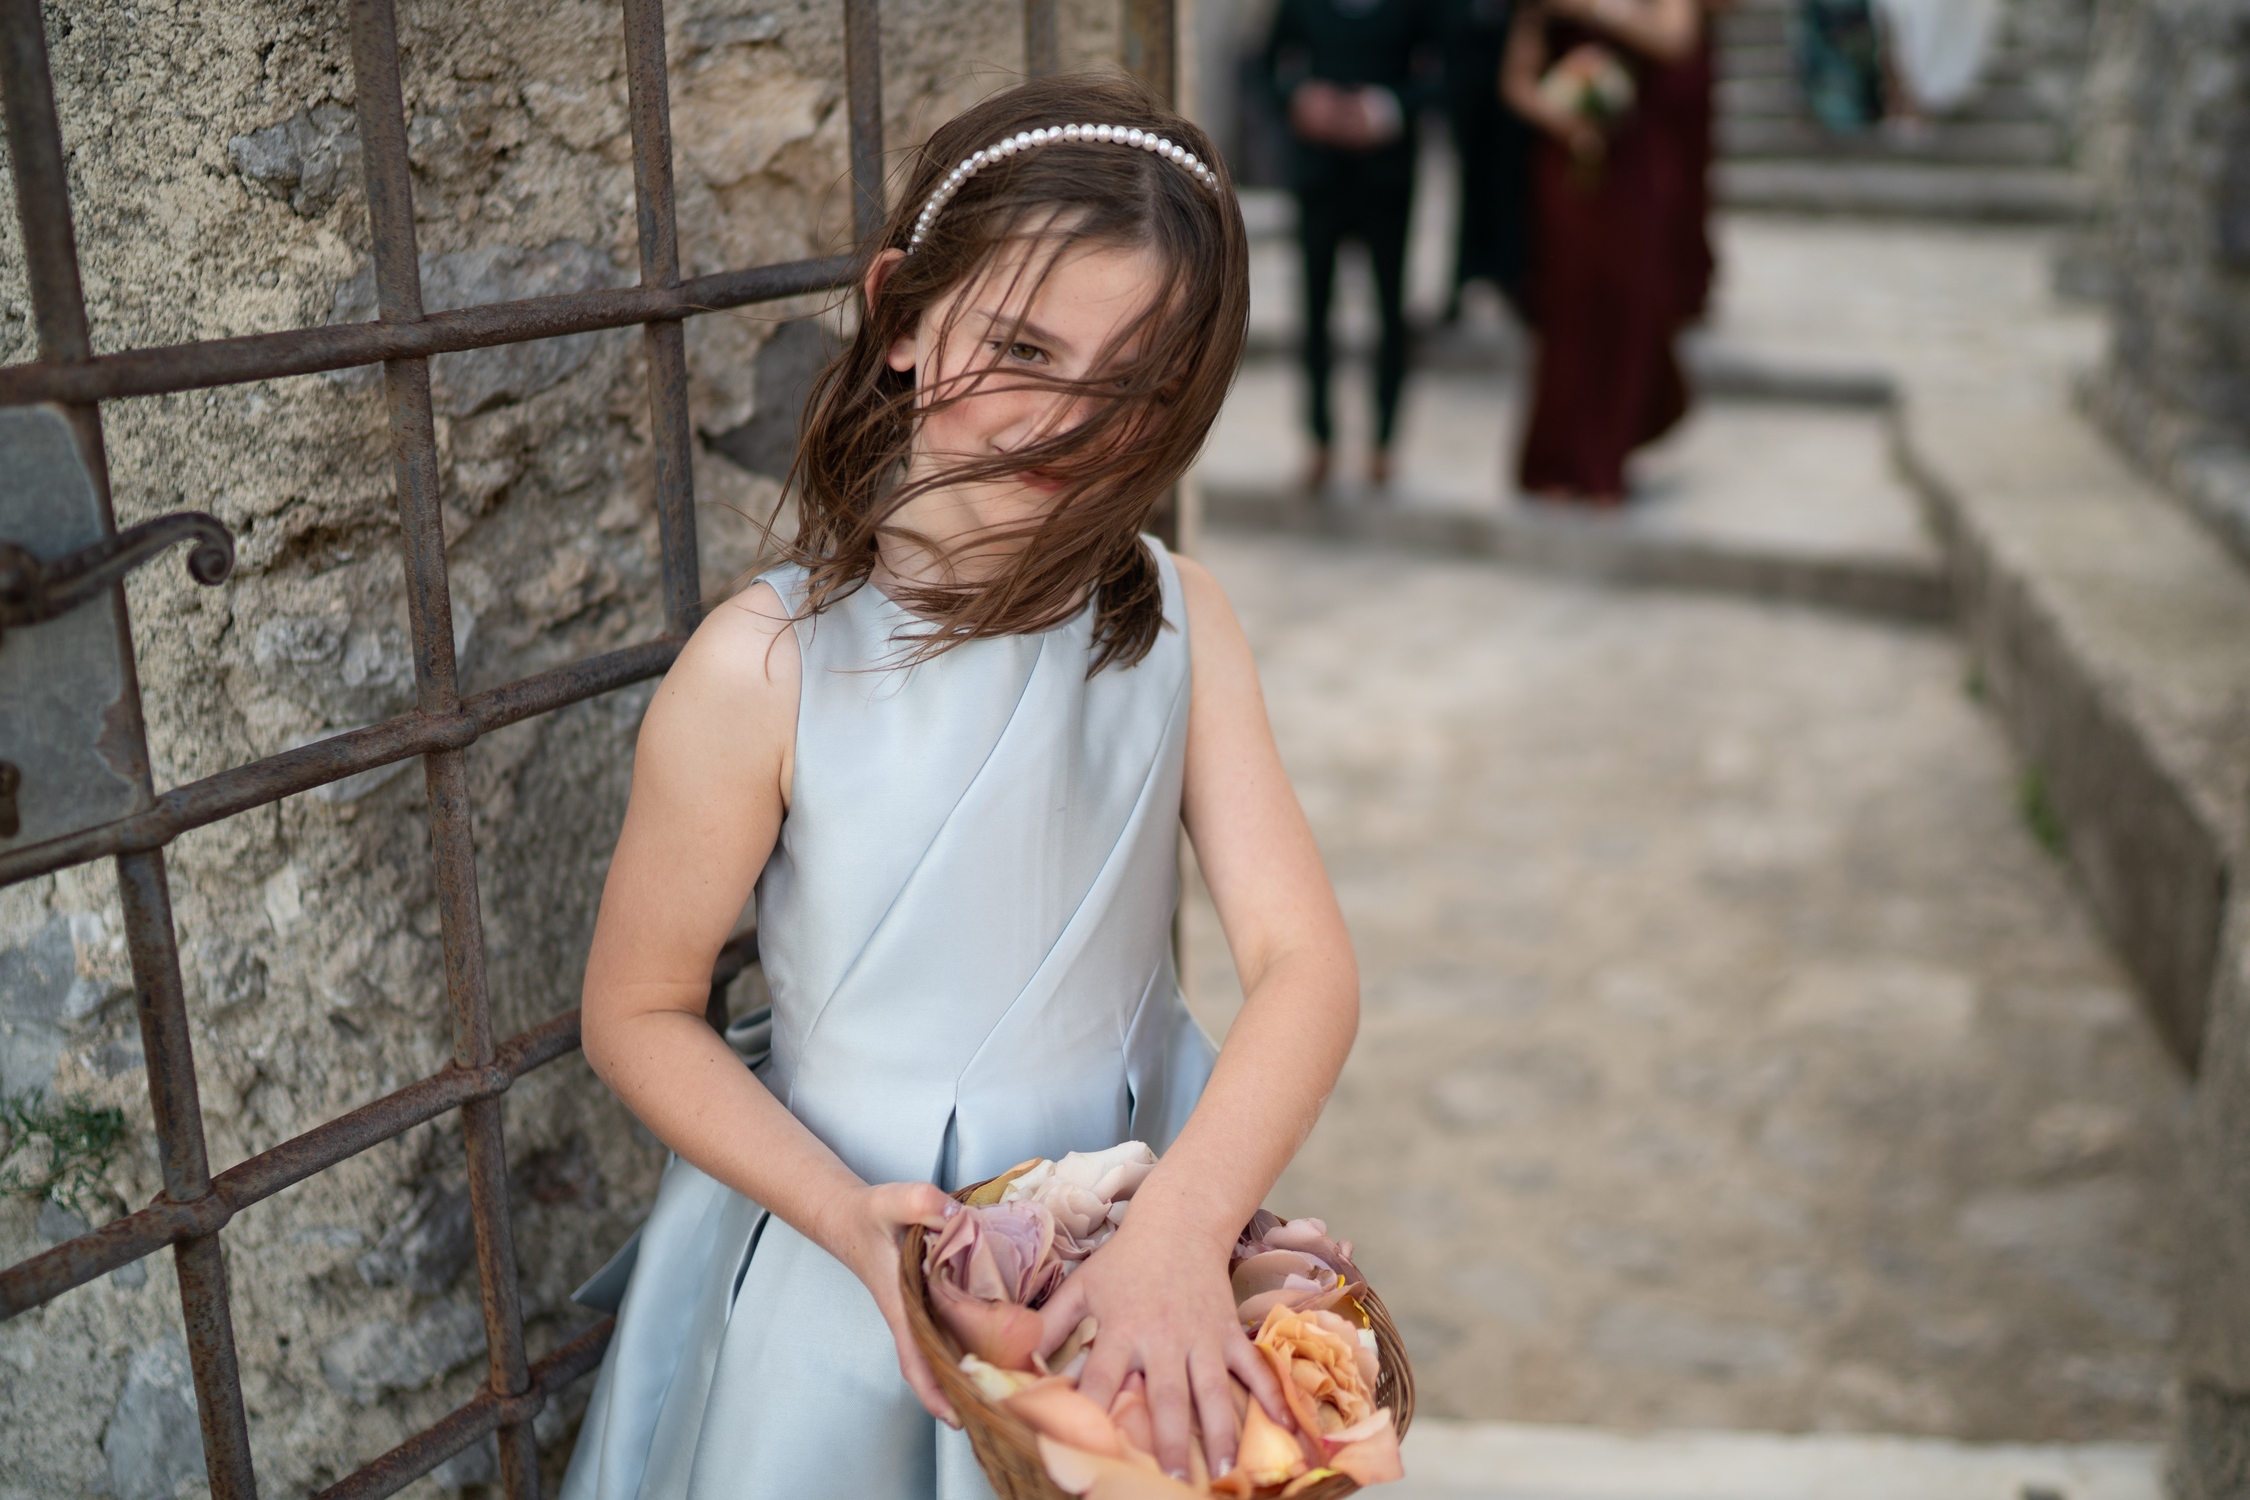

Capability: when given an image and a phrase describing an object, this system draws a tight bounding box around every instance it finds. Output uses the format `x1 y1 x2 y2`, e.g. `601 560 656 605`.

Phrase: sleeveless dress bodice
560 540 1216 1500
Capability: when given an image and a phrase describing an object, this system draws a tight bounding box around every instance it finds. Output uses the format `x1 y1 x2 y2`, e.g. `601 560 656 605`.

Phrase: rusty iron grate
0 0 1170 1495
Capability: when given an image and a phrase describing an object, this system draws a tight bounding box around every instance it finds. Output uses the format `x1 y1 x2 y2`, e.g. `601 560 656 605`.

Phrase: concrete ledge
1718 159 2097 222
1898 404 2250 1067
2080 366 2250 574
1237 337 1898 411
1203 485 1952 624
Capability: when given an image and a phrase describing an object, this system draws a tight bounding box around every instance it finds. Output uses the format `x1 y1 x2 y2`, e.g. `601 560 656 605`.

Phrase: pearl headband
908 124 1221 252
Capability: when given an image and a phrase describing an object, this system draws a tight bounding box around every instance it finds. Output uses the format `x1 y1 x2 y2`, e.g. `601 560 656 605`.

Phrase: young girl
560 75 1359 1500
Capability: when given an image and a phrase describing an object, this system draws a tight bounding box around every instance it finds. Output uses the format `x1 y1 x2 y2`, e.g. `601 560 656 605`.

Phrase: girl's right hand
835 1180 963 1429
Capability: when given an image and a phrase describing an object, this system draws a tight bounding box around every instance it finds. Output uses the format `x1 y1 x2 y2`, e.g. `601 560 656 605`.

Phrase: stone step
1722 115 2064 165
1718 157 2094 220
1199 347 1948 625
1202 483 1952 624
1717 44 2046 96
1719 73 2053 124
1391 1421 2162 1500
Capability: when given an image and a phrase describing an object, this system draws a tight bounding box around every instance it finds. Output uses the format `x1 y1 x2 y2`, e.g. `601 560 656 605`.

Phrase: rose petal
1230 1250 1327 1302
1006 1378 1128 1457
1323 1407 1392 1447
1037 1437 1203 1500
1328 1411 1404 1485
1090 1157 1156 1202
1259 1218 1362 1279
959 1353 1041 1402
932 1283 1045 1370
966 1158 1045 1206
1039 1437 1109 1495
1235 1397 1309 1487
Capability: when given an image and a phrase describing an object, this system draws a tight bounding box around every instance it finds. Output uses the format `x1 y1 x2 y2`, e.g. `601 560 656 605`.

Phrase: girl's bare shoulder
1170 553 1247 652
638 579 801 763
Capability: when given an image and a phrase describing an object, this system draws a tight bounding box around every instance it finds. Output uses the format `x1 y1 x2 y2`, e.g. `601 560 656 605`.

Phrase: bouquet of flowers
905 1143 1412 1500
1535 41 1637 126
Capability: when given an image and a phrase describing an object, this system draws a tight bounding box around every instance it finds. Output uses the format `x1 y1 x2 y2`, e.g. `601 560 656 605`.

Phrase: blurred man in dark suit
1264 0 1442 492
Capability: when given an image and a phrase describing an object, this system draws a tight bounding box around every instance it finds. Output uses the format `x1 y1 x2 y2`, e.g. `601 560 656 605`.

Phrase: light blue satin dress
560 540 1217 1500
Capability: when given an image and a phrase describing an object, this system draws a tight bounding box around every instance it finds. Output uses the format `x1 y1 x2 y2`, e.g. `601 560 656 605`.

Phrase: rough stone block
319 1299 488 1406
356 1180 477 1296
326 240 623 417
226 104 362 217
102 1339 205 1500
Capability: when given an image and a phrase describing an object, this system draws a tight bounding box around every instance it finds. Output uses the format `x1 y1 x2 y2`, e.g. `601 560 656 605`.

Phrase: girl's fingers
1189 1345 1243 1477
1036 1277 1090 1356
1144 1356 1198 1480
1073 1323 1135 1413
1225 1329 1290 1425
873 1180 957 1233
882 1300 961 1427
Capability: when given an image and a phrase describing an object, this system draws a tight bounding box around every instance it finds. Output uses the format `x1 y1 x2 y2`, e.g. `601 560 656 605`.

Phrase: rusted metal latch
0 510 234 649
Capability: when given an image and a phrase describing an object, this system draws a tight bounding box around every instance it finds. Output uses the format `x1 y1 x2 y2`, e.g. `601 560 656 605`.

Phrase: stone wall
2177 864 2250 1500
0 1 1120 1495
2077 0 2250 564
2069 4 2250 1493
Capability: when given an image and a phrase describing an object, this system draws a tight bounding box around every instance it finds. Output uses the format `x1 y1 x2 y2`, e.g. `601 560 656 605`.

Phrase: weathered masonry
0 1 1177 1495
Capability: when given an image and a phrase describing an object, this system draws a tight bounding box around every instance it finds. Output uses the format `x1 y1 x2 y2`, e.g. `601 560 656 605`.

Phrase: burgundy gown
1517 15 1714 500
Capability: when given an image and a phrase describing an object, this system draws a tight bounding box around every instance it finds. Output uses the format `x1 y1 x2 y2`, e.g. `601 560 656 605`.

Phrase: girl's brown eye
1009 342 1043 363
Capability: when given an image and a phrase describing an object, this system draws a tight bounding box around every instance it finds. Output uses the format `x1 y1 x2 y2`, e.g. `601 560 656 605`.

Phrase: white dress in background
558 540 1217 1500
1871 0 2005 113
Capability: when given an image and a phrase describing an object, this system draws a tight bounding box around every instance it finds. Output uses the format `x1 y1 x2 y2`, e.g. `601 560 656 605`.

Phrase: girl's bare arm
579 582 961 1423
1041 555 1358 1479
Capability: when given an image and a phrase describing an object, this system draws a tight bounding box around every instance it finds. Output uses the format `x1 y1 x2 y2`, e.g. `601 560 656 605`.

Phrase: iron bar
1024 0 1060 78
0 0 90 364
117 850 259 1493
0 0 859 1486
844 0 887 243
7 2 257 1492
0 637 682 887
0 1011 581 1318
622 0 703 637
0 510 233 645
0 257 855 409
347 1 537 1492
309 1317 614 1500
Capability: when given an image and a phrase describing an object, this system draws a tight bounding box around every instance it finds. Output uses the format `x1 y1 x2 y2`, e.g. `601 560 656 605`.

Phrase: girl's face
877 231 1164 549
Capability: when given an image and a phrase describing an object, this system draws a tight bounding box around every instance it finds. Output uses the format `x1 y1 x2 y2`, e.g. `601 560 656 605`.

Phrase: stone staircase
1713 0 2095 220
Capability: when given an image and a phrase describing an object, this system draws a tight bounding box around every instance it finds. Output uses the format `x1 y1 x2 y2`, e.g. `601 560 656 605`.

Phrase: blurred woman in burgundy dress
1502 0 1711 505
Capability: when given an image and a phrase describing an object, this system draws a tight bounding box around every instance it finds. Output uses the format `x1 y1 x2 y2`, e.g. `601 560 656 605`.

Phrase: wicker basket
901 1181 1416 1500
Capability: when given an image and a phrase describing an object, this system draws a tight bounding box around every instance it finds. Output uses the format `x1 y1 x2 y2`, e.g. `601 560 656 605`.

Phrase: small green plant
0 1089 130 1215
2017 769 2067 858
1964 664 1987 702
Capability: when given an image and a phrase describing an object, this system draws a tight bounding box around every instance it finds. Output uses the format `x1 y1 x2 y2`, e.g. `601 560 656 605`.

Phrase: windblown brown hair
779 73 1250 673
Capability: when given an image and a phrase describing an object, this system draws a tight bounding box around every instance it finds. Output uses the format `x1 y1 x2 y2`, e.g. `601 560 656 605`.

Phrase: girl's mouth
1016 469 1066 494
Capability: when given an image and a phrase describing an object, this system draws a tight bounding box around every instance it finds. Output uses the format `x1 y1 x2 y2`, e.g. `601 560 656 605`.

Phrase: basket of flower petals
900 1143 1414 1500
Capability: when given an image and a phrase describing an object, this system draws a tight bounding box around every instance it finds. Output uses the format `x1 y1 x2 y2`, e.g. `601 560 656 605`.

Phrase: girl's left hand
1035 1219 1289 1481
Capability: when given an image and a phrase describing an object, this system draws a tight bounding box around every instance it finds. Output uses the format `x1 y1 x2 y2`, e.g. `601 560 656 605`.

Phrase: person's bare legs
1304 445 1333 494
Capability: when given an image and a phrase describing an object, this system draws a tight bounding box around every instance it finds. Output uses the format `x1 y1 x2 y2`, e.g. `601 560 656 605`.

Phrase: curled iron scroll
0 510 234 648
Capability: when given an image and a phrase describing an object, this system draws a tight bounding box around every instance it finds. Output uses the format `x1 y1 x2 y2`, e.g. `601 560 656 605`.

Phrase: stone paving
1180 214 2188 1447
1183 530 2185 1443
